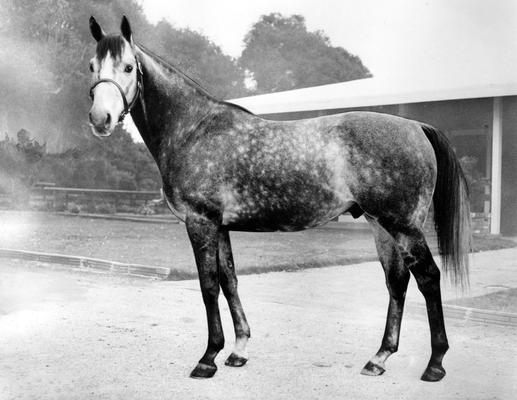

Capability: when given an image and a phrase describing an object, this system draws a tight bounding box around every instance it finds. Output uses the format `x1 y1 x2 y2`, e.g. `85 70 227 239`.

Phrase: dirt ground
1 258 515 400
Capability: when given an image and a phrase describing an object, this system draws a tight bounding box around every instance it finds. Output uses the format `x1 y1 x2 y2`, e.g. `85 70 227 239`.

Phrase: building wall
501 96 517 235
403 100 492 216
260 104 399 121
260 98 493 129
400 98 492 131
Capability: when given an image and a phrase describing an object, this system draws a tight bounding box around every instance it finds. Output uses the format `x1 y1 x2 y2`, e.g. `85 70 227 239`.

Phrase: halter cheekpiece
89 57 144 124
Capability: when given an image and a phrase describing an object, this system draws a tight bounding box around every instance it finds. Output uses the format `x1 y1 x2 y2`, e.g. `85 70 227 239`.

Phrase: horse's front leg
186 212 224 379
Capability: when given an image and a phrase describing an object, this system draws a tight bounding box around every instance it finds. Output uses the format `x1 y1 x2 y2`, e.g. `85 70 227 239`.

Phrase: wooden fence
40 187 162 213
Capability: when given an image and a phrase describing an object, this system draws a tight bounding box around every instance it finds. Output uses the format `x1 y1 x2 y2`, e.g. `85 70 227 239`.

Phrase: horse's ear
89 16 105 42
121 15 133 44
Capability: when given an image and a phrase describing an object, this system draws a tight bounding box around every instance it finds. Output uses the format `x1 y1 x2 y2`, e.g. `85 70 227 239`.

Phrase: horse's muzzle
89 109 114 137
89 122 113 138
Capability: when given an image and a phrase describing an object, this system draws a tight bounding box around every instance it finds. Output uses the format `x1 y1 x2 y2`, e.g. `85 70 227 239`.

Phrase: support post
490 97 503 235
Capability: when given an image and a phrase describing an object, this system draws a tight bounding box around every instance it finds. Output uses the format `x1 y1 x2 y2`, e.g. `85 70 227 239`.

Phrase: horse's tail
421 123 471 287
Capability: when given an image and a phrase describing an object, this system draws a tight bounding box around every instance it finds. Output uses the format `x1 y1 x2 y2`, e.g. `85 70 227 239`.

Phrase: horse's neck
130 48 218 163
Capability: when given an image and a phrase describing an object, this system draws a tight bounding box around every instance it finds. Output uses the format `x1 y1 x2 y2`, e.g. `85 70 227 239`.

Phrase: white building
230 74 517 235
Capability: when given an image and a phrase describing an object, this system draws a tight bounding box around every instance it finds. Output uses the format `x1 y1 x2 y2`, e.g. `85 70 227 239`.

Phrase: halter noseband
89 58 144 124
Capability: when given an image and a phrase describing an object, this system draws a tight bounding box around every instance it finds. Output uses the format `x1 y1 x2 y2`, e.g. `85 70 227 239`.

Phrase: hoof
190 362 217 379
421 365 446 382
360 361 385 376
225 353 248 367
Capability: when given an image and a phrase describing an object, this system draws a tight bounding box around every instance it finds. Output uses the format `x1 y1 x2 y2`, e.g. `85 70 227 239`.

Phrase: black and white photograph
0 0 516 398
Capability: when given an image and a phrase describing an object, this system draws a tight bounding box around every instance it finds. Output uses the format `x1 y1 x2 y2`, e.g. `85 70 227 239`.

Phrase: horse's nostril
88 112 93 123
105 113 111 126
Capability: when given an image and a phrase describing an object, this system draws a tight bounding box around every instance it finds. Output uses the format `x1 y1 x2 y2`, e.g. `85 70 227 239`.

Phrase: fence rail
43 187 160 195
40 186 162 213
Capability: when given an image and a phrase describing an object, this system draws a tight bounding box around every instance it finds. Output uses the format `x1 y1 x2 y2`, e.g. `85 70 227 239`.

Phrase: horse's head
88 16 140 137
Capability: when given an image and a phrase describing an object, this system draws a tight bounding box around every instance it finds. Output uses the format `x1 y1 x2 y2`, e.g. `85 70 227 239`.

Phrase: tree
140 20 246 99
0 0 247 153
0 0 91 150
0 128 45 199
240 13 371 94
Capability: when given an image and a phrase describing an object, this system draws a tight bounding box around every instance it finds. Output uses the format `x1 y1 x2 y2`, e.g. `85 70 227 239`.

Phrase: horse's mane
136 43 254 115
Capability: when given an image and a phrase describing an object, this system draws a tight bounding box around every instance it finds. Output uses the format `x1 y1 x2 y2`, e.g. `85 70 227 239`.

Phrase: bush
118 174 137 190
67 203 81 214
117 204 136 214
54 201 67 212
32 202 51 212
95 203 116 214
138 203 156 215
84 199 97 214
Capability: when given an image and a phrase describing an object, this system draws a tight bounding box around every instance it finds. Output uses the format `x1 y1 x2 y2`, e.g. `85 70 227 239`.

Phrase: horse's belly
221 191 355 232
222 211 342 232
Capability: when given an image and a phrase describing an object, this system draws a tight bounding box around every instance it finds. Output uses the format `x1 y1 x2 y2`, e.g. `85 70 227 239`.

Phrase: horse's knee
200 281 220 303
386 268 410 296
220 272 238 294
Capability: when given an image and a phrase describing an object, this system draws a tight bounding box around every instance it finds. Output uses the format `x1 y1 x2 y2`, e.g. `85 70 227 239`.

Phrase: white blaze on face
89 40 138 135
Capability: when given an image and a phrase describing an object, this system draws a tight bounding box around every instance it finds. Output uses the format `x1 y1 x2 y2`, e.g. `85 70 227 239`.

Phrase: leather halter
89 58 144 124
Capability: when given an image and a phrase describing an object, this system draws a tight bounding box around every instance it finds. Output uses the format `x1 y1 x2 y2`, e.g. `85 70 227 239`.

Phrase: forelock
96 35 127 60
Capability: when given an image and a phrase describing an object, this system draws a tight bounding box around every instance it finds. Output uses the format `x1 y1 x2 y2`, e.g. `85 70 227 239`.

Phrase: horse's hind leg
218 229 251 367
391 226 449 382
361 218 410 376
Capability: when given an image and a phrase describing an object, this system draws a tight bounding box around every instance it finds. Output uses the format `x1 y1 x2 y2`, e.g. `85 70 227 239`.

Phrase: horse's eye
89 62 94 73
124 65 133 73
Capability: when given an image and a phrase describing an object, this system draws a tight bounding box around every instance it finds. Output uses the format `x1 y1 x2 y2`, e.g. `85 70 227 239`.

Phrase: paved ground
1 249 516 400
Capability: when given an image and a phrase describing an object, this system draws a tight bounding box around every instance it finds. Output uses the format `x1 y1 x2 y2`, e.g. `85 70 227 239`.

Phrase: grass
0 211 376 277
1 211 515 279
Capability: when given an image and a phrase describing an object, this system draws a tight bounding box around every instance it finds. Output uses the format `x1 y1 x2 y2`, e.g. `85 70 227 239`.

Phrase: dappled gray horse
88 16 471 382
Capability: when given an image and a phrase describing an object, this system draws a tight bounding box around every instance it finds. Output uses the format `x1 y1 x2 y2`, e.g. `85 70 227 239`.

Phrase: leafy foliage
240 13 371 93
147 21 247 99
0 4 371 194
0 129 161 192
0 0 246 150
0 0 247 193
